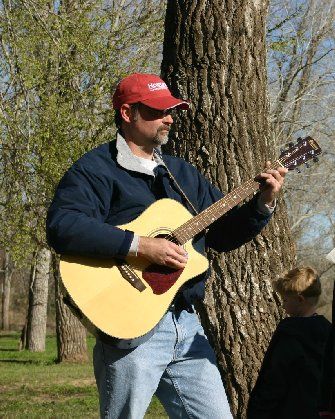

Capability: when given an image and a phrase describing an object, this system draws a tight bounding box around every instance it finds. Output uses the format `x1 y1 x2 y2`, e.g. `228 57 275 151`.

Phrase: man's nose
163 114 173 124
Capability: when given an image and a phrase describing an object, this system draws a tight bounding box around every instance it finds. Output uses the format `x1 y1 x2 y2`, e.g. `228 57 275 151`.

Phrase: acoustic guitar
60 137 321 340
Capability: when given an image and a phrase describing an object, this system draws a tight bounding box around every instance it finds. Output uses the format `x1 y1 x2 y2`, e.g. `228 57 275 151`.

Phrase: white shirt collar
116 132 165 176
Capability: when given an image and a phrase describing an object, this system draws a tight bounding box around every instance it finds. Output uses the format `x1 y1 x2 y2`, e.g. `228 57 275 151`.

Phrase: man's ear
120 104 132 123
298 294 306 303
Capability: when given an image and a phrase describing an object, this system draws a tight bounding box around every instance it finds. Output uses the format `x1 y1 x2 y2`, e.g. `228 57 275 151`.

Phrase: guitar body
60 198 209 340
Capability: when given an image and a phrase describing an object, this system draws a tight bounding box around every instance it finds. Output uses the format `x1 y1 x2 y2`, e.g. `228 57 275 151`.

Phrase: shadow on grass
0 348 18 351
0 333 20 338
0 358 57 365
0 359 44 364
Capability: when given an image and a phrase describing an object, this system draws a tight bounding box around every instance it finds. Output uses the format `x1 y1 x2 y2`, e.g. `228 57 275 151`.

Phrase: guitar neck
172 163 280 245
171 134 322 245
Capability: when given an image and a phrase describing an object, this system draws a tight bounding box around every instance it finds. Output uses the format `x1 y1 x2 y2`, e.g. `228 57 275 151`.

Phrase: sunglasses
133 103 178 119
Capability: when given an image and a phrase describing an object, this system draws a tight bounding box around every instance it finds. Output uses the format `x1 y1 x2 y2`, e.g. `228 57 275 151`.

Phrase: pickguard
143 265 184 295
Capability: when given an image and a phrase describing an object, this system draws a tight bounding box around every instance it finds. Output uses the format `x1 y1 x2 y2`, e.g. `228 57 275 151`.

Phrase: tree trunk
1 251 13 330
53 253 88 363
25 247 51 351
162 1 296 416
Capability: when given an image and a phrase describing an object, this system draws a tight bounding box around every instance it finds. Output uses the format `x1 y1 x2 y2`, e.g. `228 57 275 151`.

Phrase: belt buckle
169 302 176 312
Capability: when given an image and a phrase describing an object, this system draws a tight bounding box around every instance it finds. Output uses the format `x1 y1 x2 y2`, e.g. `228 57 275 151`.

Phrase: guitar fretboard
172 160 281 245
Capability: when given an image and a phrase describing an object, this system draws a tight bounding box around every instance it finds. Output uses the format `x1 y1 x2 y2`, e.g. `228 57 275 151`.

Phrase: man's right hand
138 236 188 270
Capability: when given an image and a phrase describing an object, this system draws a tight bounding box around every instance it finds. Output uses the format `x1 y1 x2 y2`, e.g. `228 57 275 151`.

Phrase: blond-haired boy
248 267 331 419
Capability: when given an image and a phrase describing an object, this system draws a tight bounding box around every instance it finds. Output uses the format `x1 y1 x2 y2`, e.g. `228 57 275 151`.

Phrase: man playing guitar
47 73 287 418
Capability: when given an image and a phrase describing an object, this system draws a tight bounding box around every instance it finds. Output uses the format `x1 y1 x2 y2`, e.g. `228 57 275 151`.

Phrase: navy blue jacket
47 139 271 304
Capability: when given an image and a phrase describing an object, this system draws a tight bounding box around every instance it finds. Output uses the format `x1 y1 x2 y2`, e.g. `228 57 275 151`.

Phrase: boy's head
273 266 321 317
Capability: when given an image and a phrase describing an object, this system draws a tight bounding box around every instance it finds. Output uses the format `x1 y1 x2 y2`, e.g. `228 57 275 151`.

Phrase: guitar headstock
279 136 322 170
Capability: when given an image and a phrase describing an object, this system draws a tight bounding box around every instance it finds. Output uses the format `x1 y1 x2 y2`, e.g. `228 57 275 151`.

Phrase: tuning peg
280 148 287 153
313 157 319 163
305 162 310 168
288 142 295 148
296 167 301 173
296 137 302 143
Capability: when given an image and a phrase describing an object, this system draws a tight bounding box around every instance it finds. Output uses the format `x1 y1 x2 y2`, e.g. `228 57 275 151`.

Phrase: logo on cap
148 82 168 92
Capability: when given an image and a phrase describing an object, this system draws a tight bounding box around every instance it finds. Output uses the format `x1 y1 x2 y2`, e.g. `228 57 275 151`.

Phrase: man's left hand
255 161 288 207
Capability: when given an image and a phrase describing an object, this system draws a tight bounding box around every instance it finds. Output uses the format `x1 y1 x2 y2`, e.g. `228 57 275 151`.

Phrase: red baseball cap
112 73 189 111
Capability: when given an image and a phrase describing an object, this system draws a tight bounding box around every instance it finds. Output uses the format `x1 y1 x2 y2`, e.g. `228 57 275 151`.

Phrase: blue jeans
93 309 232 418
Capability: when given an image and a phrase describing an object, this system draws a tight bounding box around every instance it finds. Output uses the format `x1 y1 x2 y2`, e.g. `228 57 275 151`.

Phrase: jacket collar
116 132 165 176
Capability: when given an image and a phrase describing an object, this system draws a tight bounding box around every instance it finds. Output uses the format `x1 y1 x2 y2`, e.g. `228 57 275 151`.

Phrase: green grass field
0 332 167 418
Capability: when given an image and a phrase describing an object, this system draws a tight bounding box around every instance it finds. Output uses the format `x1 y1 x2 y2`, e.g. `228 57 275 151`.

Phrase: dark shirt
248 315 332 419
319 281 335 414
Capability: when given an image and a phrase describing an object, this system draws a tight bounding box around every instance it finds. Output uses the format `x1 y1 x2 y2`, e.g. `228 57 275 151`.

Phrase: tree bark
1 251 13 330
25 247 51 351
53 253 88 363
162 1 296 416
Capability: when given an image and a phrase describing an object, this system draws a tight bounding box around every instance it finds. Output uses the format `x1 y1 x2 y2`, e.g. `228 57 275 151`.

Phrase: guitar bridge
115 260 146 292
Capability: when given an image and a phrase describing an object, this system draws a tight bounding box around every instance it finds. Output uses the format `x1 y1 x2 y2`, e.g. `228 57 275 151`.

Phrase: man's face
129 103 175 147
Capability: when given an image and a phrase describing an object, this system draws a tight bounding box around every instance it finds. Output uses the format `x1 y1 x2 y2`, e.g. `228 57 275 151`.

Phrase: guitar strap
155 151 199 216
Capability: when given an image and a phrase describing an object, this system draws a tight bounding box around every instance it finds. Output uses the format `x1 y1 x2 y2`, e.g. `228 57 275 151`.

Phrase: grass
0 331 167 418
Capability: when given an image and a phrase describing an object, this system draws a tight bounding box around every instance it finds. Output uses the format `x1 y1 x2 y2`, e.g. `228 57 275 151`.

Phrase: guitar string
117 149 307 280
145 147 307 245
169 157 288 244
120 148 313 291
164 175 262 244
178 144 315 242
170 181 255 244
121 147 309 285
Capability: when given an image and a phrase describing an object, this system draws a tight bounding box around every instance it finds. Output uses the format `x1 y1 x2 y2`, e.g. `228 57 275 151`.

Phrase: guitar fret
174 177 261 244
174 161 289 244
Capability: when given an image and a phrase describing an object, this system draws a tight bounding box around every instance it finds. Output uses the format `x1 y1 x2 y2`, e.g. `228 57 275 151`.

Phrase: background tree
0 0 166 358
162 0 296 416
52 253 88 362
21 248 51 352
0 250 14 330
